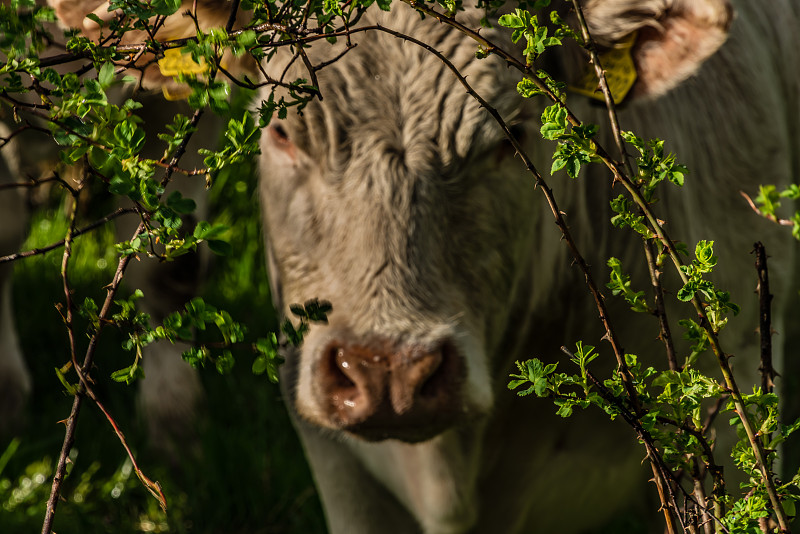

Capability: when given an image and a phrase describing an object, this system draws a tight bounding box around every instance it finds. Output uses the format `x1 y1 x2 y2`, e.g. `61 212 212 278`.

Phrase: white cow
46 0 800 532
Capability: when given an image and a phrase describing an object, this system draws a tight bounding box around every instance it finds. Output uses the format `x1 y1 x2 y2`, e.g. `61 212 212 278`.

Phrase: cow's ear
582 0 733 100
48 0 257 98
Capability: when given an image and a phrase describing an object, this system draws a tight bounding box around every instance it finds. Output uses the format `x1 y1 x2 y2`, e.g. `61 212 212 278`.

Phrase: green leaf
498 13 525 30
182 347 209 368
252 356 269 376
677 282 696 302
207 239 232 256
149 0 181 16
166 191 197 214
781 184 800 199
110 364 144 384
215 350 235 374
516 78 544 98
565 155 581 179
97 62 115 88
555 401 574 418
55 367 79 395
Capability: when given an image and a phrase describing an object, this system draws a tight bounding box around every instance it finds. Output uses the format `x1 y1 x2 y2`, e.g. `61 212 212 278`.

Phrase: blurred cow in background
42 0 800 532
0 124 30 433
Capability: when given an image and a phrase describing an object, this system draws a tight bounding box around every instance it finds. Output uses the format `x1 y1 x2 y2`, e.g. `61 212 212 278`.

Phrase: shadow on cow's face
258 10 540 442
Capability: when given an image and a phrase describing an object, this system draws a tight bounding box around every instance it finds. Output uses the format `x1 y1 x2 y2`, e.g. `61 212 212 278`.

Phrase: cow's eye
267 123 298 161
269 124 291 145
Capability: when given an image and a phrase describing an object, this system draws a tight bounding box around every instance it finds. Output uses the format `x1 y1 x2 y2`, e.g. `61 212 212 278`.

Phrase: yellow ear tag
571 32 638 104
158 47 209 100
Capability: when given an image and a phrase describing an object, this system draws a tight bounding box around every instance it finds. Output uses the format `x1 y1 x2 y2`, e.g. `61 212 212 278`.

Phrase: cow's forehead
280 8 522 163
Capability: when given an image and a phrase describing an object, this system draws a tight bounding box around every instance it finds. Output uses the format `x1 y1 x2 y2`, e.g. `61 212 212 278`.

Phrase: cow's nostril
330 347 357 389
419 361 443 399
416 343 458 403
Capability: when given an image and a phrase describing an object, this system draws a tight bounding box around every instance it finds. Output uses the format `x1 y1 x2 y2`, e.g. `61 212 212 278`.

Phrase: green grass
0 147 326 533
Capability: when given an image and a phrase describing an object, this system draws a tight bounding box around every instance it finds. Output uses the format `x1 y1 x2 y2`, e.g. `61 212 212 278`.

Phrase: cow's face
259 12 539 442
257 0 734 442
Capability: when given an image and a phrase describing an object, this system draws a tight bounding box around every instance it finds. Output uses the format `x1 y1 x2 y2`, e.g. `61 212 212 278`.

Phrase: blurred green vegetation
0 101 326 533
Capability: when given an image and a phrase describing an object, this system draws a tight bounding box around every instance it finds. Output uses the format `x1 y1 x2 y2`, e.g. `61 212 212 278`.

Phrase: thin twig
83 385 166 509
0 208 136 265
0 174 69 192
643 240 679 371
741 191 795 228
60 173 82 373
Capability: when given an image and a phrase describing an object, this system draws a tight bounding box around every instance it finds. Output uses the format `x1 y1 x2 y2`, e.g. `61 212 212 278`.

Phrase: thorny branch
20 5 350 528
643 240 678 371
753 242 777 393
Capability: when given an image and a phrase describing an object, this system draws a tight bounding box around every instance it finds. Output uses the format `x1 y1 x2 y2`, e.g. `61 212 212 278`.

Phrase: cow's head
260 0 733 442
260 8 539 441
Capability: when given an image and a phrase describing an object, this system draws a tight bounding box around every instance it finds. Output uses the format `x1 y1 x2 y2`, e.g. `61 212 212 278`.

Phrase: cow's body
45 0 800 532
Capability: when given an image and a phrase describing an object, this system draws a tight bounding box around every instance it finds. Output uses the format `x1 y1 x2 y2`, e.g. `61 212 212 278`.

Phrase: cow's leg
0 127 31 435
0 273 30 434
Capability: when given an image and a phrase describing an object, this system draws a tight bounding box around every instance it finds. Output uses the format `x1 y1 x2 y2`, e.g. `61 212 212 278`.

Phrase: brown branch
568 1 787 525
570 0 634 176
152 159 208 176
217 63 321 97
0 174 68 192
389 3 790 529
580 368 700 534
295 44 321 101
60 175 82 373
313 41 358 71
0 123 38 150
83 382 166 510
753 242 777 393
41 220 145 534
225 0 242 33
643 240 679 371
655 415 725 498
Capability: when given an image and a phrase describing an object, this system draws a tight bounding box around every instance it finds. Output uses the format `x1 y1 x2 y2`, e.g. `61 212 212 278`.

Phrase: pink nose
318 339 464 442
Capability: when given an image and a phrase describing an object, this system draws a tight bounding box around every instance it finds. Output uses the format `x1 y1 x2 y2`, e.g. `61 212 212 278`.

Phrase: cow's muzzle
317 338 465 442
